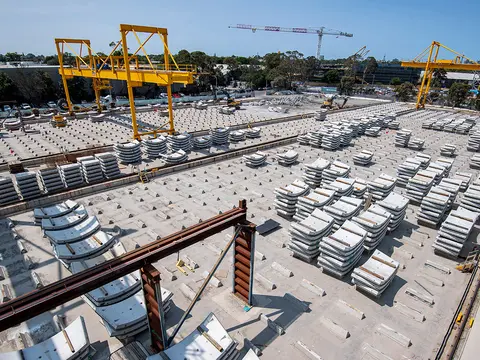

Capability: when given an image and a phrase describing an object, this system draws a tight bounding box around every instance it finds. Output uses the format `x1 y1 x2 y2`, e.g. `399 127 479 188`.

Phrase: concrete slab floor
0 104 478 359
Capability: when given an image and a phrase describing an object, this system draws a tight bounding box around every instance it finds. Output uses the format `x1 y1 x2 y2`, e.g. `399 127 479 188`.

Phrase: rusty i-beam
0 200 252 332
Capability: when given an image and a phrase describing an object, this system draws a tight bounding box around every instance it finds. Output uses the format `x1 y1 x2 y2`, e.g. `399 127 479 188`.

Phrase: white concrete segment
405 288 435 305
40 205 88 230
44 216 101 244
377 323 412 348
53 231 116 261
301 279 326 296
394 301 425 322
271 261 294 277
0 316 90 360
33 200 79 221
424 260 451 274
337 299 365 320
255 274 276 290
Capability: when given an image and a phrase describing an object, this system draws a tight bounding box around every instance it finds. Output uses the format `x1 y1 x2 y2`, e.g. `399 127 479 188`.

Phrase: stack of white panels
339 129 353 146
0 177 19 205
314 109 327 121
211 127 230 145
323 196 363 230
15 172 42 200
426 162 447 185
95 152 121 179
353 205 391 250
302 158 330 188
365 126 381 137
367 174 397 201
467 131 480 151
415 153 431 169
276 150 298 166
142 136 168 158
294 188 335 221
77 156 104 184
453 172 472 192
394 129 411 147
229 130 246 142
58 163 84 188
114 141 142 164
352 250 399 298
353 178 368 198
147 313 239 360
289 209 334 261
307 131 323 147
433 207 478 258
245 128 261 138
440 144 456 157
274 180 310 217
407 138 425 150
416 186 450 227
460 182 480 212
323 178 355 200
37 168 64 194
397 158 421 187
322 161 350 185
406 170 435 204
243 152 267 167
193 135 212 149
167 133 192 151
376 192 409 232
353 150 373 166
470 154 480 169
160 150 188 164
318 220 366 278
436 157 454 176
437 178 461 209
321 131 341 150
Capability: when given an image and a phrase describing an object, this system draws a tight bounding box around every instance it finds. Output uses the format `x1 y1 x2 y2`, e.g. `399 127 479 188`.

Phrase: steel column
233 221 256 305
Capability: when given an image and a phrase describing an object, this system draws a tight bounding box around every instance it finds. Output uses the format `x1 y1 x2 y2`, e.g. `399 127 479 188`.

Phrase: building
356 63 421 84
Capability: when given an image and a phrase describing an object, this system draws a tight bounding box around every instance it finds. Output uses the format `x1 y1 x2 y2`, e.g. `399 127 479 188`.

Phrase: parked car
3 105 11 112
21 103 31 110
47 101 57 108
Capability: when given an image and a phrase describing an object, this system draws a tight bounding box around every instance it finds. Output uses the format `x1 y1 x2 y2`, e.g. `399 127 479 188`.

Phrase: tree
323 70 340 84
472 93 480 111
14 70 57 104
395 82 416 101
339 76 355 95
0 72 18 101
390 77 402 86
363 57 378 82
448 82 470 107
432 68 447 88
5 52 21 62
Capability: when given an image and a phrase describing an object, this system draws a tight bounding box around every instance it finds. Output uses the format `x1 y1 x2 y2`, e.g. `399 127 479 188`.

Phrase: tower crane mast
228 24 353 60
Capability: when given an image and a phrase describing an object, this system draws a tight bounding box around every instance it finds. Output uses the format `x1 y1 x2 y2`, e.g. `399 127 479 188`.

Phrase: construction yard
1 98 480 359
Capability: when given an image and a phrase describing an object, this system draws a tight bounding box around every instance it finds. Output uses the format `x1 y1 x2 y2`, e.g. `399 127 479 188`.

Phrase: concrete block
136 220 146 228
30 271 43 288
424 260 450 274
284 293 309 312
271 262 293 277
320 317 350 339
244 338 262 356
255 274 276 290
17 240 27 254
301 279 326 297
377 323 412 348
202 271 223 288
394 301 425 322
23 255 35 269
184 255 199 269
255 250 266 261
362 343 393 360
2 284 12 303
337 300 365 320
294 341 323 360
146 229 160 241
180 283 197 301
259 313 285 335
159 266 176 281
405 288 435 305
11 229 21 240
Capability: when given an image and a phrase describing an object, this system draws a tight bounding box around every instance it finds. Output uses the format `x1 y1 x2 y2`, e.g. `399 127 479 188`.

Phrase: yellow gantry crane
401 41 480 109
55 24 197 140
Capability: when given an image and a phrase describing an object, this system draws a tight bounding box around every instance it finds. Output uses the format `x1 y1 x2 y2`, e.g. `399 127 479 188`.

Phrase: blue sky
1 0 479 61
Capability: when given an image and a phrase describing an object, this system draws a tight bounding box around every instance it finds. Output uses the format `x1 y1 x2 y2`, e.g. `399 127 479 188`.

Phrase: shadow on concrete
164 302 192 331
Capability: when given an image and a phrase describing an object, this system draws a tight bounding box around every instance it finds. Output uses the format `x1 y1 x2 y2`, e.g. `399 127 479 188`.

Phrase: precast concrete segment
394 301 426 322
319 316 350 339
0 316 90 360
301 279 326 296
255 274 276 290
337 299 365 320
405 288 435 305
424 260 451 274
271 262 294 277
377 323 412 348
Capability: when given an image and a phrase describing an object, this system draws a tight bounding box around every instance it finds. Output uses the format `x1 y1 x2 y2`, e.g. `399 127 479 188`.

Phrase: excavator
321 94 349 110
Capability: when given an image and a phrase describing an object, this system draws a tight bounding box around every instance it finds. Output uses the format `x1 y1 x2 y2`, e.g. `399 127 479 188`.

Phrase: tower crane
228 24 353 60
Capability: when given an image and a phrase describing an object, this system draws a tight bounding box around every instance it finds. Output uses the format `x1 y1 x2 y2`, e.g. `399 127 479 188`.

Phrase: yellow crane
55 24 197 140
401 41 480 109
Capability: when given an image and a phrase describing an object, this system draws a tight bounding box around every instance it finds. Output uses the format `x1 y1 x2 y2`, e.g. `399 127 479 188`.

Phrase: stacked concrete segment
0 176 19 205
243 151 267 168
15 172 42 200
318 220 367 278
367 174 397 201
353 150 373 166
58 163 84 189
323 196 363 231
276 150 299 166
211 127 230 145
396 158 421 187
433 207 478 258
37 168 64 194
376 192 409 232
229 130 246 142
289 209 334 261
453 172 473 192
160 150 188 164
142 136 168 158
274 180 309 218
77 156 104 184
114 141 142 164
94 152 121 179
294 188 335 221
352 249 399 298
323 178 355 200
302 158 330 188
416 186 450 228
322 161 350 185
193 135 212 149
353 204 391 251
406 170 435 204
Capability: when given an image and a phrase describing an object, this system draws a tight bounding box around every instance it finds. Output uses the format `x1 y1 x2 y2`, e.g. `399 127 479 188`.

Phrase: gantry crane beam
401 41 480 109
0 201 249 332
55 24 197 140
228 24 353 60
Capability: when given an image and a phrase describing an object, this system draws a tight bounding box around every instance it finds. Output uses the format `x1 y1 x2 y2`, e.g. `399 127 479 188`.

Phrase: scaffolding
55 24 197 139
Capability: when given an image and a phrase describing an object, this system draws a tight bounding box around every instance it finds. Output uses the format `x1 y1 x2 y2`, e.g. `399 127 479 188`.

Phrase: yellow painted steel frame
401 41 480 109
55 24 197 140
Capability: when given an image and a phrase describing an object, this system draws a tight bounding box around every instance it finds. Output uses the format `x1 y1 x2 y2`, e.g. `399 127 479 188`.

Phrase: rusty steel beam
0 200 248 331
